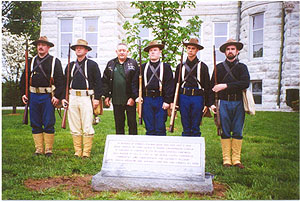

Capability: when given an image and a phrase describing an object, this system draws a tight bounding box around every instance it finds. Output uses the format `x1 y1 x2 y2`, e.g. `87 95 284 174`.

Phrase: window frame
84 17 99 59
249 13 264 59
250 80 263 105
213 22 229 63
59 18 73 59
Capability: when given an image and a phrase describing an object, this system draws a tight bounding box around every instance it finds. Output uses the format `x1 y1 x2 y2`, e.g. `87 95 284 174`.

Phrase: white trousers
68 94 94 136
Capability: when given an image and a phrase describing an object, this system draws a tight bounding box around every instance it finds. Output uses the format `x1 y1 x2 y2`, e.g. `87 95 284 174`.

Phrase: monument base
92 171 214 194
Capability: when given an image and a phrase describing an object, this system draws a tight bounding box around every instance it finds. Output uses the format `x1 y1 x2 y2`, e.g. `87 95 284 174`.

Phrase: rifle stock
169 47 184 132
61 43 71 129
213 45 222 136
138 40 143 125
23 40 29 125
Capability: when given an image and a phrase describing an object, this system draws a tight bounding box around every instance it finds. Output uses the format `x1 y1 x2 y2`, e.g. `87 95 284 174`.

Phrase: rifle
22 40 29 125
169 46 184 132
137 40 143 125
213 45 222 136
61 43 71 129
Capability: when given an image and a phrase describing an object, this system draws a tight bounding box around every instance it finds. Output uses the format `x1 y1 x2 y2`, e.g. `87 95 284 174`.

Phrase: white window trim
59 18 74 59
83 17 99 59
250 80 263 105
213 22 229 63
249 13 264 60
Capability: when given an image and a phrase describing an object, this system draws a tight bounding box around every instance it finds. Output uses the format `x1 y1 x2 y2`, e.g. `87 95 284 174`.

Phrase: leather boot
72 135 83 157
32 133 44 155
232 138 244 169
44 133 54 157
221 138 232 167
82 136 94 158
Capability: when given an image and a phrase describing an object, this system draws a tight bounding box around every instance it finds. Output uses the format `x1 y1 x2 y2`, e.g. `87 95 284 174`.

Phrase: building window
250 80 262 104
214 22 228 62
250 13 264 58
60 19 73 58
195 27 202 59
85 18 98 58
139 25 149 42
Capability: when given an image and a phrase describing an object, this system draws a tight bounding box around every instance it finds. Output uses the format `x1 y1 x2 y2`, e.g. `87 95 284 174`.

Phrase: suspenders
30 55 56 86
181 61 203 90
144 61 164 92
70 60 89 90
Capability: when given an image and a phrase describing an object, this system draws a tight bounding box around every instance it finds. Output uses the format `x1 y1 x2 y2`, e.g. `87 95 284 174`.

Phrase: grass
2 109 299 200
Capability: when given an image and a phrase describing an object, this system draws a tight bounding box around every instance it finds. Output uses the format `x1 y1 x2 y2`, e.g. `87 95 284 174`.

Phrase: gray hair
117 43 128 49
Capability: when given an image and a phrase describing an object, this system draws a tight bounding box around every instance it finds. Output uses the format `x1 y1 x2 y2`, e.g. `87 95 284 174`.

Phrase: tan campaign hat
144 40 164 52
71 39 92 51
33 36 54 47
183 38 204 50
219 38 243 53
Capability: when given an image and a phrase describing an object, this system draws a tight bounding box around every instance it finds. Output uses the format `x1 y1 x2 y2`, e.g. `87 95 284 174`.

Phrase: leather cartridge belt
30 86 53 94
70 89 94 96
145 89 162 97
220 93 242 101
180 88 204 96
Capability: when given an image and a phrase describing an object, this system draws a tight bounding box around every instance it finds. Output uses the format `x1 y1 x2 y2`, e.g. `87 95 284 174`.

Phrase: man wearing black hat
102 43 138 135
62 39 102 158
210 39 250 169
20 36 64 156
174 38 213 137
133 41 174 136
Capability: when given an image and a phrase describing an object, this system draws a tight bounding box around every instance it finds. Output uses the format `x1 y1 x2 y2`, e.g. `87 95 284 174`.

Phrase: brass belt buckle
192 89 195 96
36 88 40 93
183 88 186 94
76 91 81 96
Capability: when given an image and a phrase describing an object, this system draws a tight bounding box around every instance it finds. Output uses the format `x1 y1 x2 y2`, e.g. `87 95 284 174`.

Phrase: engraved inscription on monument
106 141 201 167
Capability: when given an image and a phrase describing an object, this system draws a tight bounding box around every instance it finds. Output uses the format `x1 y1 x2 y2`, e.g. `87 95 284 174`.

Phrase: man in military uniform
20 36 64 156
102 43 138 135
174 38 213 137
62 39 102 158
134 41 174 136
210 39 250 169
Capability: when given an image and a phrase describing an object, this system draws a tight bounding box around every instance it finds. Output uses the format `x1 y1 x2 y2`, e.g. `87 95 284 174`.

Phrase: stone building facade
40 1 299 111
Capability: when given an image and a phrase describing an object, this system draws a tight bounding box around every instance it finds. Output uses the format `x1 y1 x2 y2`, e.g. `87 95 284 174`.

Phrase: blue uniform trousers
179 94 204 137
29 93 55 134
219 100 245 139
143 96 167 136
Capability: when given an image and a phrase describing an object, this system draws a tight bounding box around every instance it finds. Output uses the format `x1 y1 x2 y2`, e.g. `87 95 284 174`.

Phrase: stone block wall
39 1 299 111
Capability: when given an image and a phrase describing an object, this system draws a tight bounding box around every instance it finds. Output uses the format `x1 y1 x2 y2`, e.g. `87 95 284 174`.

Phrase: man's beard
226 54 236 60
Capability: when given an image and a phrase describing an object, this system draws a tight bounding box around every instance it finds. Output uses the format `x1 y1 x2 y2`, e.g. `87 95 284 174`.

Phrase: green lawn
2 109 299 200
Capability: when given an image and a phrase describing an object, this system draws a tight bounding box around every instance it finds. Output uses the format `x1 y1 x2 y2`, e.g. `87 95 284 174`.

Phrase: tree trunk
12 104 17 114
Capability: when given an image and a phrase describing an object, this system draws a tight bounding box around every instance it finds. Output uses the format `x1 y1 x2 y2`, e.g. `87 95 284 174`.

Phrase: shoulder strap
222 61 239 82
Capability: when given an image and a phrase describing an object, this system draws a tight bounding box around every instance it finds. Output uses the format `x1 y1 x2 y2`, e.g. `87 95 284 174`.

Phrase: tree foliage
2 1 41 40
123 1 202 67
2 30 34 112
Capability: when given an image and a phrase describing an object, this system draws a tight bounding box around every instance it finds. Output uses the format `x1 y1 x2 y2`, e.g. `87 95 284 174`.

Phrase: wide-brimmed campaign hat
71 39 92 51
33 36 54 47
219 38 243 53
144 40 164 52
183 38 204 50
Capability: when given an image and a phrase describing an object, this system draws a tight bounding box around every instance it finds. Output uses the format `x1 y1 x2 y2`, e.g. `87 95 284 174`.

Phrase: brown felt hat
183 38 204 50
144 41 164 52
71 39 92 51
33 36 54 47
219 38 243 53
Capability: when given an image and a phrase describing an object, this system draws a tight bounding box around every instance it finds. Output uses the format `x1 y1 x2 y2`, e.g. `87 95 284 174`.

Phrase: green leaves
122 1 202 67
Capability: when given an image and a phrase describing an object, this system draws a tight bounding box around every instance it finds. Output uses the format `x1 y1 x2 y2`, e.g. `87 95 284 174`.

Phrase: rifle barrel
169 45 184 132
62 43 71 129
23 40 29 125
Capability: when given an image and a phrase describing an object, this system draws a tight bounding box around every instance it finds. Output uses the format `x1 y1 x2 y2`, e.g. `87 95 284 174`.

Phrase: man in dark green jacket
102 43 138 135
